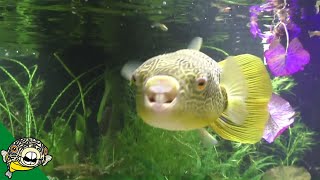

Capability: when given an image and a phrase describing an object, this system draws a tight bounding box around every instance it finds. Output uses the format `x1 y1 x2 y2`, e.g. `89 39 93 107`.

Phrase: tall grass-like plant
39 53 104 148
0 55 106 178
0 55 104 138
0 57 39 137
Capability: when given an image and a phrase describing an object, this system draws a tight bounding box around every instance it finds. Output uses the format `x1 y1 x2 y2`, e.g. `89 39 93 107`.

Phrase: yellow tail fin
211 54 272 144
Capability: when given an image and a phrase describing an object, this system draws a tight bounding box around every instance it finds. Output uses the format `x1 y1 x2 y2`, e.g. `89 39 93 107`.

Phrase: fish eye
44 147 48 155
196 77 207 91
10 145 18 153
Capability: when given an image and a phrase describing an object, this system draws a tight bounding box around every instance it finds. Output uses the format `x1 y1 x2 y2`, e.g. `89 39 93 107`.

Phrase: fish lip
144 95 177 112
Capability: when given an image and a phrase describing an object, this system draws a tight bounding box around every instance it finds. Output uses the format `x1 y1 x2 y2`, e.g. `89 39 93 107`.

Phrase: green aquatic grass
0 86 16 136
0 57 38 137
0 55 104 138
202 45 230 57
83 109 313 180
272 76 297 95
54 73 103 147
50 119 314 180
40 61 316 180
96 70 112 126
0 55 104 167
39 54 104 141
266 119 316 166
53 53 87 118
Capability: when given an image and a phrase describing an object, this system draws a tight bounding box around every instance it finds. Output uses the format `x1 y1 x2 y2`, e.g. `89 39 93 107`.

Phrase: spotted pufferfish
1 137 52 179
121 37 273 144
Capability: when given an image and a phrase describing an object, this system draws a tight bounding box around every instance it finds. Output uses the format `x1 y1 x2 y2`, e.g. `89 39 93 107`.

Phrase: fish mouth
144 94 177 112
20 147 41 167
22 151 37 165
144 75 179 112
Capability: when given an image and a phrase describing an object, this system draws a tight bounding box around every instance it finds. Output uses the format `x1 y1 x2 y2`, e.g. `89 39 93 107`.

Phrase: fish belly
9 161 33 172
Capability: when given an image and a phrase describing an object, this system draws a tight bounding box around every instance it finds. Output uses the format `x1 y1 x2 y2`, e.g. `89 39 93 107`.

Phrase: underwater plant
49 107 312 180
265 37 310 76
0 57 42 138
249 0 311 76
263 93 295 143
39 67 315 180
0 53 316 180
262 166 311 180
0 54 106 178
0 0 317 180
271 76 297 95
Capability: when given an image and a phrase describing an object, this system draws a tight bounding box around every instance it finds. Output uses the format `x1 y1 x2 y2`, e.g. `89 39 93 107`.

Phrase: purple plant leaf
264 39 287 76
263 93 295 143
265 38 310 76
250 21 261 38
285 38 310 74
249 5 262 14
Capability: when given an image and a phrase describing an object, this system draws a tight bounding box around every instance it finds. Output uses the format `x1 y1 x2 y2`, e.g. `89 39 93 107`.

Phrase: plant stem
0 86 15 137
202 45 229 57
53 53 87 117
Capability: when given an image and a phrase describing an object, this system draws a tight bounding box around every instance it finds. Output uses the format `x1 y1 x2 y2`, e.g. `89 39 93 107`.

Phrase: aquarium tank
0 0 319 179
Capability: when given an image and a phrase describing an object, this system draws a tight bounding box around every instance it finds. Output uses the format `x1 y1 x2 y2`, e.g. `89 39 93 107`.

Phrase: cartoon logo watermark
1 137 52 179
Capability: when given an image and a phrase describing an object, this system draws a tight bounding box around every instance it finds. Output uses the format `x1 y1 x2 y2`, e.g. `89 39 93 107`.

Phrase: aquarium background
0 0 319 179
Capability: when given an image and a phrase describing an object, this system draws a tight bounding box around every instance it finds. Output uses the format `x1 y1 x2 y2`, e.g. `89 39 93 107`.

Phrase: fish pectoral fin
5 171 12 179
1 150 8 163
221 94 247 125
198 128 218 146
43 155 52 166
121 61 142 81
219 56 248 125
187 37 203 50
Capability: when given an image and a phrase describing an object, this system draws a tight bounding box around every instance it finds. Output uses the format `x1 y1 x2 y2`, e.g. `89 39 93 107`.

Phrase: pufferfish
121 37 273 144
1 137 52 179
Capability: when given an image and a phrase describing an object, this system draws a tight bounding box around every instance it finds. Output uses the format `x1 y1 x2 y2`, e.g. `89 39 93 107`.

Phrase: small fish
1 138 52 179
210 2 232 13
193 17 200 22
263 15 273 18
151 22 168 31
215 15 225 22
221 6 232 13
121 37 273 144
235 14 247 19
308 30 320 38
263 24 273 29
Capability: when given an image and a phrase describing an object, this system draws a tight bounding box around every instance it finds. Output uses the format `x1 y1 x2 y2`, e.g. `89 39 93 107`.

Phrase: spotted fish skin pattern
4 138 48 167
132 49 227 126
1 137 52 179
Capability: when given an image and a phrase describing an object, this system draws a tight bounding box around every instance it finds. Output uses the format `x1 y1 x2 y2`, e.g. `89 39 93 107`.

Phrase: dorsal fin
121 36 203 80
187 37 203 50
120 61 142 81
